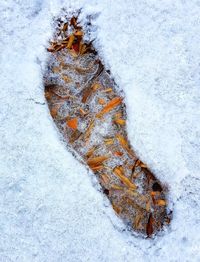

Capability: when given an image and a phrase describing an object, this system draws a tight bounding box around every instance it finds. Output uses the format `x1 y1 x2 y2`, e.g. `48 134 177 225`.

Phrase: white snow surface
0 0 200 261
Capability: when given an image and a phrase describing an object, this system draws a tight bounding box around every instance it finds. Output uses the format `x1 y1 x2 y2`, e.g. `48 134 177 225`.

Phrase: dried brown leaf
87 155 109 168
146 214 154 237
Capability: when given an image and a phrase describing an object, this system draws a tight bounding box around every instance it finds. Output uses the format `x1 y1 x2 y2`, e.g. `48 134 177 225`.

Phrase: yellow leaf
156 199 166 206
113 166 137 190
114 118 126 125
102 88 113 93
67 34 75 49
104 138 114 145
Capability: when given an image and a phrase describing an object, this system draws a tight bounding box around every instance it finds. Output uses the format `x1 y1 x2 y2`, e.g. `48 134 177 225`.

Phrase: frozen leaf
100 174 110 185
67 118 78 129
111 184 124 190
113 151 123 157
98 98 105 105
156 200 166 206
67 34 75 49
102 88 113 93
114 118 126 125
104 138 114 145
74 30 84 36
62 22 68 32
87 155 109 168
113 166 137 190
96 97 123 118
116 134 136 158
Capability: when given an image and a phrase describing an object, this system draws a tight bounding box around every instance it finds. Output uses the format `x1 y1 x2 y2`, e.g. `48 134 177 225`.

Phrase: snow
0 0 200 261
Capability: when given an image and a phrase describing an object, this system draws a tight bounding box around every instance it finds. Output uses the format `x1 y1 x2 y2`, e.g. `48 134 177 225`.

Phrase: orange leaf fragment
67 34 75 49
69 49 78 57
79 108 87 116
113 166 137 190
82 83 100 104
100 174 110 185
140 163 148 168
82 83 101 103
116 134 128 147
70 16 78 28
96 97 123 118
74 30 84 36
135 159 147 168
102 88 113 93
151 191 157 197
116 134 135 158
45 91 52 100
98 98 105 105
91 165 104 171
47 47 55 52
114 118 126 125
52 67 60 73
92 83 101 90
104 138 114 145
50 107 58 118
55 45 65 52
113 151 123 157
114 112 122 118
80 43 87 54
84 120 95 142
146 200 151 212
134 214 143 229
50 104 61 118
87 155 109 168
85 146 97 158
156 199 166 206
67 118 78 129
112 203 121 214
62 22 68 32
111 184 124 190
61 75 71 83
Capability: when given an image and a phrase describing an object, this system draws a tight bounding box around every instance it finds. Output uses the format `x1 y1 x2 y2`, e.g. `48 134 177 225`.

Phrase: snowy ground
0 0 200 261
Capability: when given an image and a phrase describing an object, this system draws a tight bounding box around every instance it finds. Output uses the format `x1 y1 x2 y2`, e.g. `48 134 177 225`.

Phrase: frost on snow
0 0 200 261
